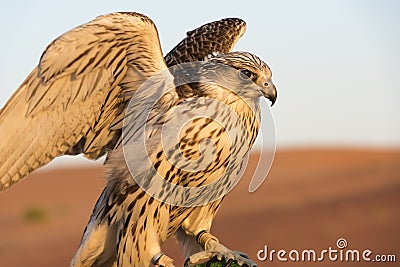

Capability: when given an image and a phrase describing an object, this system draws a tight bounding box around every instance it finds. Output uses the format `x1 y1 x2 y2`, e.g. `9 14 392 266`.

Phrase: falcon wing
0 12 168 190
165 18 246 66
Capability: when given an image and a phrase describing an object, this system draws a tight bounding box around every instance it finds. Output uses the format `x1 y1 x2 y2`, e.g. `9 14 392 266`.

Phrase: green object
190 258 241 267
22 206 49 223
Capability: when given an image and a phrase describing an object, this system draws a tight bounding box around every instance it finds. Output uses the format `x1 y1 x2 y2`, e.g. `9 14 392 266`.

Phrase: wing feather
165 18 246 66
0 14 246 191
0 12 167 190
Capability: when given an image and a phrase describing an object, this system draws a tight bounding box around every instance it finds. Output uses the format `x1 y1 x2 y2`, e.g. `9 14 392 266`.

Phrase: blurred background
0 1 399 266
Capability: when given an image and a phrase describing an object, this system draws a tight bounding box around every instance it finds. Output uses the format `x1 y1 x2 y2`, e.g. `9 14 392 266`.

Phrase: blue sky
0 0 399 149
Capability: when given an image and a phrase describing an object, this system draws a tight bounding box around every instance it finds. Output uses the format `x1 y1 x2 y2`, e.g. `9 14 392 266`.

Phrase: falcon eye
239 69 253 79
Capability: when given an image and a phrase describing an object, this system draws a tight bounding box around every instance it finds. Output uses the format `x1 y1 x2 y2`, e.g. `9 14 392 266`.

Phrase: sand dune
0 149 399 266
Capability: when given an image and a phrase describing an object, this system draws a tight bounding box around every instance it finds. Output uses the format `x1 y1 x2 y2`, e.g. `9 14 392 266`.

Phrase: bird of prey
0 12 277 267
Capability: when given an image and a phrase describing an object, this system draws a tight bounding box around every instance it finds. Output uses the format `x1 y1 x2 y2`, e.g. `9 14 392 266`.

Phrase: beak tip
268 94 277 107
260 83 277 107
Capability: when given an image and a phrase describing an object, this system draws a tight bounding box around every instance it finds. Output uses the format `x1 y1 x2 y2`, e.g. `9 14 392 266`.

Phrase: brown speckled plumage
0 12 277 267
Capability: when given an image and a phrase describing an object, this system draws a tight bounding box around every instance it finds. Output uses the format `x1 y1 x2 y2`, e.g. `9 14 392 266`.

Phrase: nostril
264 82 269 87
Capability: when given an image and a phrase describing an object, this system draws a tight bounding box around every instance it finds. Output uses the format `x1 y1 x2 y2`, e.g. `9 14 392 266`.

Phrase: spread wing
0 15 246 191
0 12 168 190
165 18 246 66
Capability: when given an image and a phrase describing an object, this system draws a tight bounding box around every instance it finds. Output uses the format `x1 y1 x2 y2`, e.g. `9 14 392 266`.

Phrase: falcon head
207 52 277 106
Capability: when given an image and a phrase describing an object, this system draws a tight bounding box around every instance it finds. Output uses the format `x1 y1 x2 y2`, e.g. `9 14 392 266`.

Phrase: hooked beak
261 82 277 106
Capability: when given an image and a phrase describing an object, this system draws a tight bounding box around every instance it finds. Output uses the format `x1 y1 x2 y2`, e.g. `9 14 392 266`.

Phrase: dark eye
239 69 253 79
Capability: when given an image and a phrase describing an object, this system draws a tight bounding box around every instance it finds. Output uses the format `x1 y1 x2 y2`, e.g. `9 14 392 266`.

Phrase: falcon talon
187 249 257 267
225 259 235 267
233 251 250 259
152 252 176 267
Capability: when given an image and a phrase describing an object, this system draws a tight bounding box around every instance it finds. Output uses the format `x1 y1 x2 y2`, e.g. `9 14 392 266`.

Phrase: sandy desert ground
0 149 399 267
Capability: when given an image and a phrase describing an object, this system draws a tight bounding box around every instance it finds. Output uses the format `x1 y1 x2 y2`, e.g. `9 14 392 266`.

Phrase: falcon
0 12 277 267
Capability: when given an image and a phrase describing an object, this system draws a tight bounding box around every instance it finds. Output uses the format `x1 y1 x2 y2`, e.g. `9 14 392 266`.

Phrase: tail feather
71 188 117 267
71 222 117 267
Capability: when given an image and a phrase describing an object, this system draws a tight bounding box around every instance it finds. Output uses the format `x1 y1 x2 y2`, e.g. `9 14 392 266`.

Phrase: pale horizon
1 1 399 149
